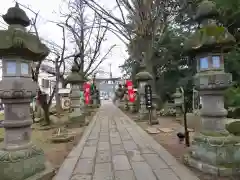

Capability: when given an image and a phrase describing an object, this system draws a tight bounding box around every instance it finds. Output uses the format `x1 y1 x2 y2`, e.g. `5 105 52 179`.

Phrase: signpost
144 84 153 125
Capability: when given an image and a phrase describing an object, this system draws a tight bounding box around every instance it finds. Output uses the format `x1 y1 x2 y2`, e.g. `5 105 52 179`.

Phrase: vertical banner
126 80 135 103
84 82 91 105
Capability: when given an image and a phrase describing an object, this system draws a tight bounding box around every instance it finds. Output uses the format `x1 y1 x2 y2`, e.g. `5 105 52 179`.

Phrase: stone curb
53 111 99 180
117 107 200 180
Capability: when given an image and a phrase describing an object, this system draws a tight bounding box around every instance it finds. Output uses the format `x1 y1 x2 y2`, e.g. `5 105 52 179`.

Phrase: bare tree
80 0 180 105
60 0 116 77
15 3 69 125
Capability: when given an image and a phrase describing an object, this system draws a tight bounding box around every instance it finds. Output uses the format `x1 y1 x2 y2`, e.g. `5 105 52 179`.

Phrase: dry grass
0 110 97 168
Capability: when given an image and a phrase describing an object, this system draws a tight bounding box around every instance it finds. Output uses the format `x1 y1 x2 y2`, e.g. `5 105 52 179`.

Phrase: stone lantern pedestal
123 91 129 111
136 63 158 124
173 88 183 121
129 102 137 113
183 0 240 176
96 89 101 107
67 64 85 126
0 3 54 180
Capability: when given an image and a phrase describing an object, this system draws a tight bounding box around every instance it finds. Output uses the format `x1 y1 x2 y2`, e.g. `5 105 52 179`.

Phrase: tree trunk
38 93 51 126
144 36 162 107
42 104 51 126
55 59 62 117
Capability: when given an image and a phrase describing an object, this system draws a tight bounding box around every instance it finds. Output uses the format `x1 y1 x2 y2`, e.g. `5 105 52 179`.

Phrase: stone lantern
0 3 54 180
183 0 239 176
66 63 85 125
172 88 184 121
135 63 158 124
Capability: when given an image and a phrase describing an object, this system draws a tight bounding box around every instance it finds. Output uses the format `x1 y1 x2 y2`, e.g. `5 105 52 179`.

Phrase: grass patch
0 113 4 120
0 128 4 140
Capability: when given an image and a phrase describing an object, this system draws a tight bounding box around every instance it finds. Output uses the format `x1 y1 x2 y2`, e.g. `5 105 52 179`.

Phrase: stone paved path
54 102 200 180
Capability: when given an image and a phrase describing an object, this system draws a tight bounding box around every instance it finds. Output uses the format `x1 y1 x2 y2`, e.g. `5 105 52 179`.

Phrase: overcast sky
0 0 127 78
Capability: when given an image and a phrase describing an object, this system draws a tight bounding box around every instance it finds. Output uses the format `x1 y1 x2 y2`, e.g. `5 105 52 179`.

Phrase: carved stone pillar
136 63 158 124
67 64 85 126
183 0 239 176
0 3 54 180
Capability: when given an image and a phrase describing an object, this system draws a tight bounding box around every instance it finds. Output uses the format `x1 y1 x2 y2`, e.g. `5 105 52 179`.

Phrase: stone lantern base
129 102 137 113
0 145 55 180
183 133 240 176
124 102 129 111
68 112 86 126
138 105 159 125
175 107 183 121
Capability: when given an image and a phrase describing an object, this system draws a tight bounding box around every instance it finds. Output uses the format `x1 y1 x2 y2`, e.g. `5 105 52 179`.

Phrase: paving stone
100 132 109 136
119 130 132 140
85 139 98 146
113 155 131 170
158 128 174 133
100 135 109 142
126 150 144 162
81 146 97 158
127 128 153 152
98 141 110 151
55 103 200 180
123 140 138 151
153 169 180 180
109 128 117 133
115 170 136 180
170 165 200 180
93 163 113 180
110 137 122 145
73 158 94 174
142 154 168 169
131 161 157 180
71 174 92 180
88 132 99 140
145 127 160 134
55 157 78 180
96 150 111 163
140 147 156 154
112 144 126 155
109 131 120 138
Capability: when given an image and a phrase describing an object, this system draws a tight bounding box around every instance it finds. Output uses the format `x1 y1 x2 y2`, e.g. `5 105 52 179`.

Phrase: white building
38 65 71 104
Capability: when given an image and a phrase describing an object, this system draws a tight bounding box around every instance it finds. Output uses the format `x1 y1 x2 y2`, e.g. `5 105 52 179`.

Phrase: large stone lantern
183 0 239 176
66 63 85 125
0 3 54 180
136 63 158 124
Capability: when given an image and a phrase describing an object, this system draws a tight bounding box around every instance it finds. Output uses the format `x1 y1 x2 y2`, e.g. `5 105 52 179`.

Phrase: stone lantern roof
194 0 218 23
184 0 236 54
135 63 153 81
0 3 49 61
2 3 30 27
66 64 85 84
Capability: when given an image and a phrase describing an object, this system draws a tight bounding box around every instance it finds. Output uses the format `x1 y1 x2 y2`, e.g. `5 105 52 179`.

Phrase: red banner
126 80 135 103
84 82 91 104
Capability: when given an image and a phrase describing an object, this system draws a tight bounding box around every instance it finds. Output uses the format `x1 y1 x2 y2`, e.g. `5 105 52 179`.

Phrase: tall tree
61 0 116 77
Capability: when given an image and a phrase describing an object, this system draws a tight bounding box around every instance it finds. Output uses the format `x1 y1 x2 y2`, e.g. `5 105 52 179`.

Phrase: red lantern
126 80 135 103
84 82 91 104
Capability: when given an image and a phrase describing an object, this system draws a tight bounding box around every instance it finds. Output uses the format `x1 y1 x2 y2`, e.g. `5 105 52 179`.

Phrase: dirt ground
32 126 84 168
0 110 96 171
125 112 238 180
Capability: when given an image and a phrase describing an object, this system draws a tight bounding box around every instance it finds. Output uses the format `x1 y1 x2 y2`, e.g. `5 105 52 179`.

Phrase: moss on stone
201 131 229 137
193 133 240 145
